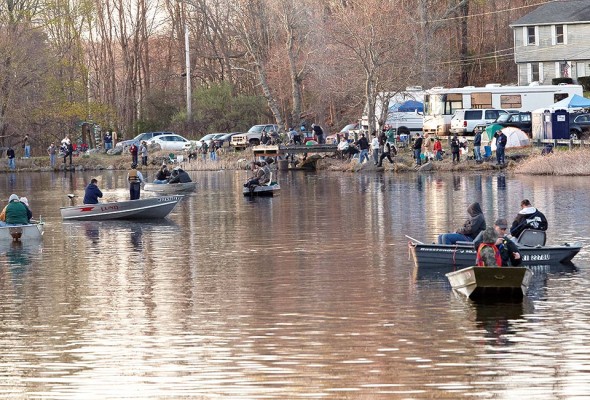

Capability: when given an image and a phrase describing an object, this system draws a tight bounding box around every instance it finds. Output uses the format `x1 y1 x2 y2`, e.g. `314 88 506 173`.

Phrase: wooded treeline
0 0 545 151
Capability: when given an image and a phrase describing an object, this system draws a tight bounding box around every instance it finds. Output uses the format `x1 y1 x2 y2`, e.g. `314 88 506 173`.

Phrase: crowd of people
436 199 548 267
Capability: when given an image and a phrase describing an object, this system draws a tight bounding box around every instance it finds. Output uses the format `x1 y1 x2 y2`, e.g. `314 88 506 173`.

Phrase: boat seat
266 172 274 186
517 229 546 247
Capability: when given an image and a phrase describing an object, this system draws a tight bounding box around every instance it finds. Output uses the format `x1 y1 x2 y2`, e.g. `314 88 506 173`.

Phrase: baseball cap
494 218 508 229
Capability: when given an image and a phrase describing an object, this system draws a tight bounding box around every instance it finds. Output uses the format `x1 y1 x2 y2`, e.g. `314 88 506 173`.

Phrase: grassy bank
3 145 584 175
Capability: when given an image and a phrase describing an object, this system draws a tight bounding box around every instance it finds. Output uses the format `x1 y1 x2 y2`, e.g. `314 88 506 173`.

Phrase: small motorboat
60 196 184 221
144 181 197 194
446 266 534 301
407 231 582 270
243 172 280 197
0 222 44 241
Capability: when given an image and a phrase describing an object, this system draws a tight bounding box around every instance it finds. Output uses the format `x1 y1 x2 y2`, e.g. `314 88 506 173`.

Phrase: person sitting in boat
153 164 171 184
19 197 33 223
127 163 144 200
0 194 29 226
437 202 486 245
475 227 502 267
244 161 269 190
510 199 548 238
474 218 521 266
83 178 103 204
168 167 192 184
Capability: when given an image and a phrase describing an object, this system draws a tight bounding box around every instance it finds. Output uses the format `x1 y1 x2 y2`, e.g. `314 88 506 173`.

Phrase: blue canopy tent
551 94 590 109
388 100 424 113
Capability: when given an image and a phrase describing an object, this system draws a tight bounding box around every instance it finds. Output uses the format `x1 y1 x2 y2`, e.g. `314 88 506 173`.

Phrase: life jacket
128 169 140 183
475 243 502 267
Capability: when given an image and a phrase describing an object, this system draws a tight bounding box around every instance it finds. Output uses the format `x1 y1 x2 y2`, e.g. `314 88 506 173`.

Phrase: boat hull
410 241 581 269
60 196 183 221
243 184 280 197
446 266 534 301
144 182 196 194
0 223 44 241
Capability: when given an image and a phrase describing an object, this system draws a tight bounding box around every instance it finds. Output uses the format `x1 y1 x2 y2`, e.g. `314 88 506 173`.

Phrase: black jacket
413 137 423 150
356 136 369 150
168 169 192 184
511 207 548 237
83 183 103 204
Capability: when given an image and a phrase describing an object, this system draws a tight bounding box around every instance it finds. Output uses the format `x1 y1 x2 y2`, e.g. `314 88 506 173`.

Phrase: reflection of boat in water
446 266 534 301
0 223 44 242
60 196 183 220
144 182 196 194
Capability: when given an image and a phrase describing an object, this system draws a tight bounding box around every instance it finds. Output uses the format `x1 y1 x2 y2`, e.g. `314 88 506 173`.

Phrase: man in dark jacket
356 133 370 164
413 133 423 166
495 130 507 165
473 129 482 163
168 167 192 184
438 202 486 244
83 178 103 204
510 199 548 238
312 123 325 144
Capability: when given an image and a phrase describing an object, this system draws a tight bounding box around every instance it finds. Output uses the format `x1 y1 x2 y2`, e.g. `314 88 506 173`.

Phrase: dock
252 144 338 170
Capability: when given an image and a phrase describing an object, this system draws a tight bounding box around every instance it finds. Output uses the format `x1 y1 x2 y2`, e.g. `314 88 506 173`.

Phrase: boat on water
446 266 534 301
60 196 184 221
144 181 197 194
243 182 280 197
407 233 582 269
0 223 44 241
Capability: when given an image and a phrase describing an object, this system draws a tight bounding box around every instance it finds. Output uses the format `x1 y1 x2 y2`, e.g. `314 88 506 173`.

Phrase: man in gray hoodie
438 202 486 245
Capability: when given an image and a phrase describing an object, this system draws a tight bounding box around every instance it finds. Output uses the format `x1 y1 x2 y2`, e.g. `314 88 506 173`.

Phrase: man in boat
437 202 486 245
168 167 192 184
127 163 144 200
473 218 521 266
510 199 548 238
244 161 270 191
0 194 29 226
19 197 33 223
83 178 103 204
153 164 171 184
475 227 503 267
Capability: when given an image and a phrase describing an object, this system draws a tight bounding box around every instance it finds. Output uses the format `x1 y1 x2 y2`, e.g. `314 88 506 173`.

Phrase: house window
555 25 564 44
531 63 539 81
559 62 570 78
500 95 522 109
527 26 536 45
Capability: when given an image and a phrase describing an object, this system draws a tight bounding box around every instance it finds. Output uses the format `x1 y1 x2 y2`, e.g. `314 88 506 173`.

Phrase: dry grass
515 147 590 175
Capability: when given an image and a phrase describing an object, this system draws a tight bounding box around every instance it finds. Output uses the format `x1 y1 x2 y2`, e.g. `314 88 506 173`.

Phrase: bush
552 77 573 85
577 76 590 92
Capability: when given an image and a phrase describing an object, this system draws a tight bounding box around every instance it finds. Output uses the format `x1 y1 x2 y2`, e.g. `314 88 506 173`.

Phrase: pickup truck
231 124 281 149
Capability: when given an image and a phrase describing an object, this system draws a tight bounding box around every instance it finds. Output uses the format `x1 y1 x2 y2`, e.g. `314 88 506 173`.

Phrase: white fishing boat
0 222 44 241
60 196 183 221
446 266 534 301
144 181 197 194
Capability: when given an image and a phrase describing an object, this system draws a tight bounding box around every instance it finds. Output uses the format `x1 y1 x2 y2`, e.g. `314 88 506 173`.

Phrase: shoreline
3 146 588 176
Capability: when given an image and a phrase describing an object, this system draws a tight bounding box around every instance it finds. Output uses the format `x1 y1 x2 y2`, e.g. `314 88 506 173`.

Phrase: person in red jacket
129 143 139 166
433 137 443 161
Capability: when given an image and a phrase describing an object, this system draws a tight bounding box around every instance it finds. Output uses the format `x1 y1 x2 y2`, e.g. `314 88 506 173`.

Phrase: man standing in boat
127 163 144 200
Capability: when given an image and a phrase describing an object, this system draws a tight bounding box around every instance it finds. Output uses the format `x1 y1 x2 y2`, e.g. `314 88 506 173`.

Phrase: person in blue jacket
83 178 103 204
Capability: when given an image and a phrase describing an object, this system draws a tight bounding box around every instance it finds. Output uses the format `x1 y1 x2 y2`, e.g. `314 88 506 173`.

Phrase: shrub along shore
3 146 588 176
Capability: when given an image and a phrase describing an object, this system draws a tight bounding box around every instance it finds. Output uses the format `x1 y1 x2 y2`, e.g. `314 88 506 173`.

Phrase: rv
422 83 584 136
361 86 425 135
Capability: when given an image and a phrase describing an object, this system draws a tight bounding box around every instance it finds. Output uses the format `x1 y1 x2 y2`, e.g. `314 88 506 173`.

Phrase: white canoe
144 182 196 194
0 223 44 241
60 196 183 221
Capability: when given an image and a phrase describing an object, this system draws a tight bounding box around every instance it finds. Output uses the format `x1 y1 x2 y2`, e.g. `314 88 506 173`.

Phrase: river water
0 170 589 399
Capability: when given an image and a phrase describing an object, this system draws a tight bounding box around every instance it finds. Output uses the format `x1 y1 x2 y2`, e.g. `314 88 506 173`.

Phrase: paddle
405 235 424 245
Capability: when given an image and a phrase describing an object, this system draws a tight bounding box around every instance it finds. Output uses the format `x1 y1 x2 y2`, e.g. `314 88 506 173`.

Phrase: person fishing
510 199 548 238
168 167 192 184
475 227 503 267
473 218 521 266
127 163 144 200
438 202 486 245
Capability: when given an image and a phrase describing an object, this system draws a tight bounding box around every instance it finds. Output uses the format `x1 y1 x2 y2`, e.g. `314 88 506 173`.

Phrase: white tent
490 127 530 150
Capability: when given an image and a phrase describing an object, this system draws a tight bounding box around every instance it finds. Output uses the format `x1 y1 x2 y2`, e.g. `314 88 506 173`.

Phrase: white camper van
361 86 425 134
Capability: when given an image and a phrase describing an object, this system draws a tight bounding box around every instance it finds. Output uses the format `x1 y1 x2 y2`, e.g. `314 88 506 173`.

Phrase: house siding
514 23 590 63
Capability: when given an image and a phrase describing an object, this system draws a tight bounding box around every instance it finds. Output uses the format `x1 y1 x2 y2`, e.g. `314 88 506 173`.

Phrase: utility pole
184 18 192 120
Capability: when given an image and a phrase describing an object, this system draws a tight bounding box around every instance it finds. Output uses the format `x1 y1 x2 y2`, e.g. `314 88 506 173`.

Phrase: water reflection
0 171 589 398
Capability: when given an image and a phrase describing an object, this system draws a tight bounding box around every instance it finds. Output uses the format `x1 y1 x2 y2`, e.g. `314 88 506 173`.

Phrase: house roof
511 0 590 26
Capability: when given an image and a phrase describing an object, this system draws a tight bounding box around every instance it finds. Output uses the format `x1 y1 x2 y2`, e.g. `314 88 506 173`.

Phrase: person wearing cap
19 197 33 222
0 194 29 225
127 163 144 200
474 218 521 266
168 167 192 184
83 178 103 204
510 199 548 238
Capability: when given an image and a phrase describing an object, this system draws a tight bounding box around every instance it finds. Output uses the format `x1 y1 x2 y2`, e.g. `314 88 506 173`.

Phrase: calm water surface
0 170 589 399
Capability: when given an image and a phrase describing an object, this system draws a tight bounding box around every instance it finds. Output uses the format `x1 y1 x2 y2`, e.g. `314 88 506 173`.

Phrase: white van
450 109 507 135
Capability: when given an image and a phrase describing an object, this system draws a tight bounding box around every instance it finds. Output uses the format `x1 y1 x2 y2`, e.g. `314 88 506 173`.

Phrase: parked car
326 123 360 144
494 111 532 134
450 109 507 135
214 132 243 148
231 124 281 149
147 134 197 151
569 113 590 139
116 131 173 151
